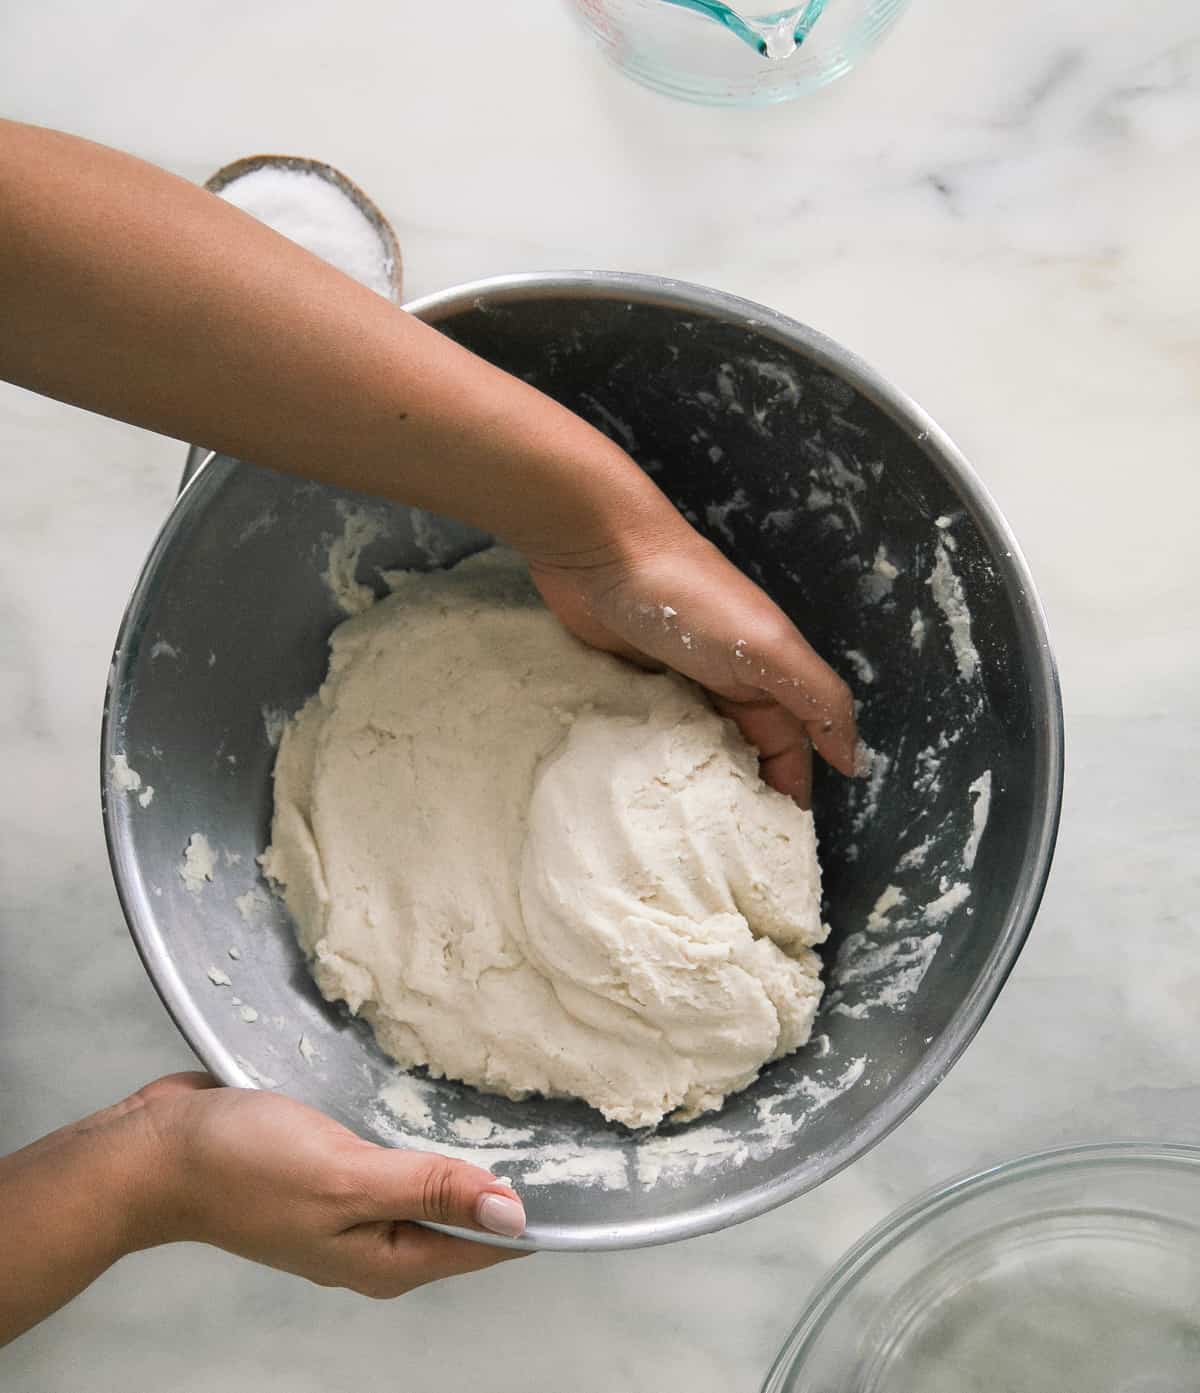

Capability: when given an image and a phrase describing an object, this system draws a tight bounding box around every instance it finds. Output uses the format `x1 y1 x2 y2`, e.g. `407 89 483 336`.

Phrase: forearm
0 120 667 557
0 1112 155 1346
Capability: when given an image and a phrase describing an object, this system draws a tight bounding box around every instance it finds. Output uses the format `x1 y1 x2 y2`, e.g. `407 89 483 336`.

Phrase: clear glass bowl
570 0 912 106
764 1144 1200 1393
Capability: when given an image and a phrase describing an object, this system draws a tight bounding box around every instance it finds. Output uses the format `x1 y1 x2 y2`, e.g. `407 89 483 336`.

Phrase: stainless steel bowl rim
760 1140 1200 1390
103 270 1065 1251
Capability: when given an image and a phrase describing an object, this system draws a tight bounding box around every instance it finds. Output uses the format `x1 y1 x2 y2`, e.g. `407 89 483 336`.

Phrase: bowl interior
103 279 1060 1248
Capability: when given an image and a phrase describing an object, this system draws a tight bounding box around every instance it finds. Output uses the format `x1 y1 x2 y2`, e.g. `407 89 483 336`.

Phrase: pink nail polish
476 1192 526 1238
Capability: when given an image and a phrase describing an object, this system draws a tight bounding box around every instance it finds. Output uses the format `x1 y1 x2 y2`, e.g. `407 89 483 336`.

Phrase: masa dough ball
263 550 827 1128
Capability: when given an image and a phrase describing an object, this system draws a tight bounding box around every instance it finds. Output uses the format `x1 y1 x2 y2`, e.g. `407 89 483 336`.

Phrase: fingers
711 696 814 806
340 1222 531 1299
679 538 859 774
712 609 856 787
135 1072 220 1103
331 1150 532 1299
761 739 813 808
634 603 857 782
343 1147 527 1239
625 545 857 779
753 632 858 778
534 532 859 789
390 1225 531 1286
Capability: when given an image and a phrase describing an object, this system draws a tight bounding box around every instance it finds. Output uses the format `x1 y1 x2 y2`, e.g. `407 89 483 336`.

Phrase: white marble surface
1 1 1198 1388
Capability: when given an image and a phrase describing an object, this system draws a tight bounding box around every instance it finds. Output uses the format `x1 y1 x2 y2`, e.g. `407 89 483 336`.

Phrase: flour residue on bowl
235 1054 280 1089
374 1074 629 1191
860 545 900 605
407 508 464 568
898 835 935 871
373 1045 870 1194
851 743 891 833
924 879 971 924
928 540 979 681
679 358 880 553
579 392 638 453
324 499 484 614
110 753 154 808
179 832 217 894
688 357 823 449
827 885 943 1021
635 1054 868 1187
743 358 803 408
261 704 290 749
804 451 866 535
845 648 876 685
963 770 993 870
111 752 141 791
914 728 964 799
235 884 274 923
379 1075 435 1129
237 509 279 545
706 488 752 544
324 503 385 615
826 748 994 1024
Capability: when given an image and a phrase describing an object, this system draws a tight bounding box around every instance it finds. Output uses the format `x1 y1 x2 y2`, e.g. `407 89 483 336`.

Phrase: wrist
508 429 685 575
103 1098 191 1255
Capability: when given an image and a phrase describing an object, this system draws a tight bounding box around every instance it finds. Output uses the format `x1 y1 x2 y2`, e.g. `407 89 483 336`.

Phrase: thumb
346 1147 527 1239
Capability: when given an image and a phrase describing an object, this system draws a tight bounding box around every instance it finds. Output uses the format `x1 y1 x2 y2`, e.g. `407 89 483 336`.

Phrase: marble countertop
2 1 1197 1388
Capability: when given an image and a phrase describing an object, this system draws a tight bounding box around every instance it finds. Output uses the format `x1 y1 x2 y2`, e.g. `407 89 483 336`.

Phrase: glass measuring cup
571 0 911 105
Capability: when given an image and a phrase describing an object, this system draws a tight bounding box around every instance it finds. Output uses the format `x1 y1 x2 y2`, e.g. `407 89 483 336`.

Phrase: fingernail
476 1192 526 1238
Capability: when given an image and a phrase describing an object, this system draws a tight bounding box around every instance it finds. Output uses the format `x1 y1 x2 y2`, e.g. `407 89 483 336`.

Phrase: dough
263 550 827 1128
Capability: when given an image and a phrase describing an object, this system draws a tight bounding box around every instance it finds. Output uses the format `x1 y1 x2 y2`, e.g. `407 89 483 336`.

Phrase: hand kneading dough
263 550 828 1128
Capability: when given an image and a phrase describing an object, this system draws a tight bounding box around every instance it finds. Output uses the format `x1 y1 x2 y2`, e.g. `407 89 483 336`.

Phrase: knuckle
762 612 799 654
322 1160 374 1216
417 1158 460 1224
831 672 854 711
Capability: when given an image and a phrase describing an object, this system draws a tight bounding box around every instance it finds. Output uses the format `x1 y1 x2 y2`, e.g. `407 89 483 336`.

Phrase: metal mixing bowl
102 272 1063 1251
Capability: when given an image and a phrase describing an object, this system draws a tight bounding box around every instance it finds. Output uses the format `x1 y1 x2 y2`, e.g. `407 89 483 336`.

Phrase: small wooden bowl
205 153 403 302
